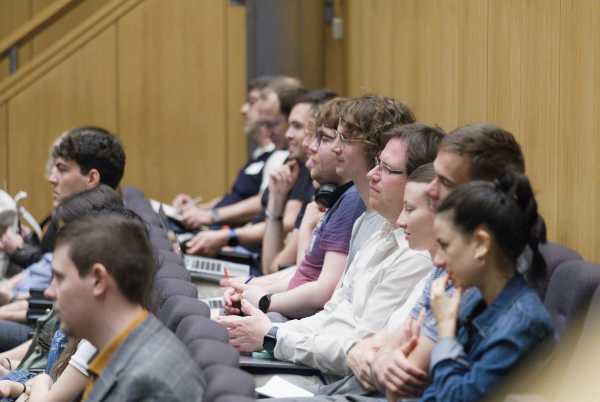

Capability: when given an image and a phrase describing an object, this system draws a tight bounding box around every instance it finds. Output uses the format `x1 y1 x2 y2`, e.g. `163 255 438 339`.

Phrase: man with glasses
218 97 438 380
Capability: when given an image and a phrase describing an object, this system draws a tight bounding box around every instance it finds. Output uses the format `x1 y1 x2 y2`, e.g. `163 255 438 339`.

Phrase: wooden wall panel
347 0 487 130
323 0 346 95
519 0 560 240
7 26 117 219
456 0 487 124
117 0 228 203
342 0 599 262
0 103 7 190
31 0 105 56
226 3 248 188
413 0 459 130
368 0 393 96
0 0 33 81
299 0 325 89
486 0 522 136
346 0 371 95
390 0 418 112
557 0 600 262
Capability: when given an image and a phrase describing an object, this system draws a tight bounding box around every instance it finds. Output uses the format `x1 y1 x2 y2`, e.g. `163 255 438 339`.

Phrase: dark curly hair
52 126 126 189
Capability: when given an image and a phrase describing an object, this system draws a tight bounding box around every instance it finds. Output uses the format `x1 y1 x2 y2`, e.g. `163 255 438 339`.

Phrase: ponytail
494 174 548 293
438 172 548 292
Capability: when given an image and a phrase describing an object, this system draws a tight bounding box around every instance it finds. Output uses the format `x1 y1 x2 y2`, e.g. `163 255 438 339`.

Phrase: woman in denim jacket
421 173 555 402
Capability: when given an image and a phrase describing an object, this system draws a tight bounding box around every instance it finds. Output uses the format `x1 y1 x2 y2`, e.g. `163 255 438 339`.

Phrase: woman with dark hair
422 173 554 401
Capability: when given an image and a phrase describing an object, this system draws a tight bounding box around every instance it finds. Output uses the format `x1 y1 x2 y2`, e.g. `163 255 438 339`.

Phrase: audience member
261 89 338 274
418 173 553 401
173 75 277 213
0 127 126 353
0 127 125 270
44 213 205 402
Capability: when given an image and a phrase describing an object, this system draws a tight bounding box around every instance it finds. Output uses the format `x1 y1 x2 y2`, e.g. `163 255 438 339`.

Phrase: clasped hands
347 274 462 402
217 281 272 353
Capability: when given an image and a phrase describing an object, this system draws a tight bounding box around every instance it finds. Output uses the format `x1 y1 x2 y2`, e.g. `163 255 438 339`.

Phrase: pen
244 276 253 284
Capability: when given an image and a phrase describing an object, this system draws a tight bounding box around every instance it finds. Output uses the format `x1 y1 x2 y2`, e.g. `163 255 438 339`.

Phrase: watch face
263 326 278 353
259 294 270 313
263 334 277 353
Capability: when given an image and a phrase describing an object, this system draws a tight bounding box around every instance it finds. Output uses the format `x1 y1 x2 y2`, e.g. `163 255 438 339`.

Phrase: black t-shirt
254 161 315 224
215 149 274 209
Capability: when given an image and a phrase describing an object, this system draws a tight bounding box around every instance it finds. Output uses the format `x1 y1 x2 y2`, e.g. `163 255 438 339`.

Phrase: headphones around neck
314 182 353 209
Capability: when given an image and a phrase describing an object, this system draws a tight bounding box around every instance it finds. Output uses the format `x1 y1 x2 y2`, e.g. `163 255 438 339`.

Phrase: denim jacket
420 273 554 402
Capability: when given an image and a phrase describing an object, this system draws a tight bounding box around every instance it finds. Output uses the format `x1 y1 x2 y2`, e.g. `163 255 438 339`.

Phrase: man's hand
217 300 272 353
186 229 228 256
222 282 268 315
235 282 268 309
430 275 462 338
219 276 246 287
373 339 428 399
223 286 243 316
181 206 213 229
0 381 14 397
348 336 381 390
267 161 300 215
0 228 23 253
172 193 193 212
372 311 428 399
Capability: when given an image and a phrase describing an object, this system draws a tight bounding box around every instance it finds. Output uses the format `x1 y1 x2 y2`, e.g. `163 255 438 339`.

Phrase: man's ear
90 263 110 297
87 168 101 188
473 226 491 261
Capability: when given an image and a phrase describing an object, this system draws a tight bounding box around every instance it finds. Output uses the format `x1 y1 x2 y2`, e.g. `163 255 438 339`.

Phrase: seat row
122 186 256 402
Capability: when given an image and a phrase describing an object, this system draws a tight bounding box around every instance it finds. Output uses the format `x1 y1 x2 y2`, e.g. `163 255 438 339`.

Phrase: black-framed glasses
374 156 405 176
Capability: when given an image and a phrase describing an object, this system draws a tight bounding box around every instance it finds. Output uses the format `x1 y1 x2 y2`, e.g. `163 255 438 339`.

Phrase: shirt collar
88 309 149 378
252 143 275 159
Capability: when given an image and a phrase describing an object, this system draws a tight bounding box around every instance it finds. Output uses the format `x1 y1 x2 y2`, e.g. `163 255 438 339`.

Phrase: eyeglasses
374 156 405 176
334 128 365 147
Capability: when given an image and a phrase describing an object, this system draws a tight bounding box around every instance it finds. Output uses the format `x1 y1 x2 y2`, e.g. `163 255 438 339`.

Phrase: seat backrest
158 295 210 331
155 265 192 282
156 249 191 280
202 364 255 402
122 186 163 228
153 278 198 307
175 314 228 345
539 242 582 280
148 228 172 252
187 338 240 369
544 260 600 340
